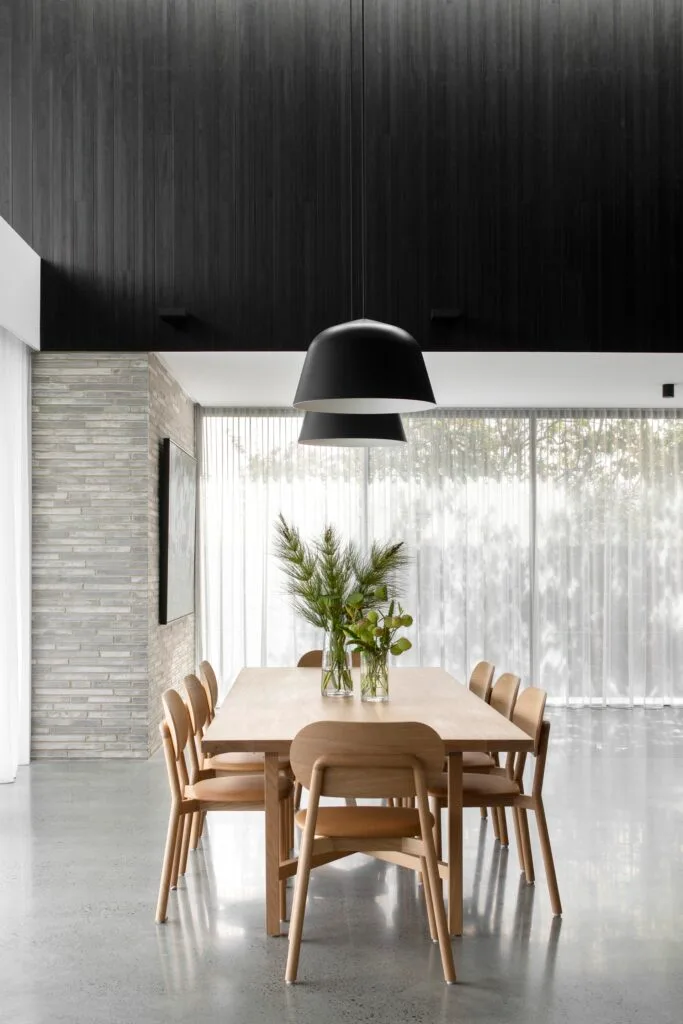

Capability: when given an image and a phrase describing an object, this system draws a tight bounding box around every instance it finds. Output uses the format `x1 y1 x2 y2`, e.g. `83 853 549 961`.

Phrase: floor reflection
2 709 682 1023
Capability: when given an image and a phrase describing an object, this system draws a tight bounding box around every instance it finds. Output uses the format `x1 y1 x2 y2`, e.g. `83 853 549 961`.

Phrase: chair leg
518 808 535 883
421 825 456 984
497 807 509 847
178 812 192 877
190 811 202 851
294 782 302 811
170 812 186 890
344 797 358 807
430 796 443 861
491 804 501 841
512 807 526 870
156 808 181 923
285 815 318 983
534 800 562 916
279 800 288 922
480 806 488 820
420 857 437 942
286 794 294 856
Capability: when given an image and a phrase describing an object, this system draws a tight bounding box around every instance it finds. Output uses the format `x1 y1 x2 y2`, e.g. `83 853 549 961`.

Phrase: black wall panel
1 0 681 352
2 0 354 350
363 0 683 351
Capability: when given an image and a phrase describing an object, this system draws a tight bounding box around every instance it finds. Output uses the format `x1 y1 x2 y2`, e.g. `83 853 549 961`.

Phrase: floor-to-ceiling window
199 408 683 706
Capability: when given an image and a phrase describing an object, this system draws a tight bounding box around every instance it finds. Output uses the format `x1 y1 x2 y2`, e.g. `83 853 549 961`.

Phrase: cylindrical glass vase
321 631 354 698
360 651 389 702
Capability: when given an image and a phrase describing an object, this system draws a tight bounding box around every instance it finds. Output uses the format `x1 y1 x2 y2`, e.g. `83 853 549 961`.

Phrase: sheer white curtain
0 330 31 783
199 407 683 706
534 411 683 706
368 412 531 683
199 410 365 693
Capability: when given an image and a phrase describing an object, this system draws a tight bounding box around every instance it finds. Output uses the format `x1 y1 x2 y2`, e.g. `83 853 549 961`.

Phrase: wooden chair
285 721 456 985
199 660 220 720
468 660 495 702
467 671 521 836
156 688 293 924
297 649 361 668
184 673 293 851
428 687 562 916
387 663 497 814
295 650 361 811
464 672 520 777
431 673 523 851
426 671 519 837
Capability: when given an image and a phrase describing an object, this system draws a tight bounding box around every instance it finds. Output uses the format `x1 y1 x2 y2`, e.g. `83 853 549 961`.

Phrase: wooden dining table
202 666 533 937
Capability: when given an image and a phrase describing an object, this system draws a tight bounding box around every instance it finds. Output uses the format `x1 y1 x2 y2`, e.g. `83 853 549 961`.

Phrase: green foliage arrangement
343 600 414 660
274 514 408 633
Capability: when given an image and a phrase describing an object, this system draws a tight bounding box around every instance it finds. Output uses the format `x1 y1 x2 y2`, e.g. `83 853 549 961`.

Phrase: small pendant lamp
298 411 407 447
293 318 435 414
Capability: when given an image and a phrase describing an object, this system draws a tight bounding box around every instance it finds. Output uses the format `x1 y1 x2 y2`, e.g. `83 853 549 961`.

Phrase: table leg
265 751 281 936
447 751 463 936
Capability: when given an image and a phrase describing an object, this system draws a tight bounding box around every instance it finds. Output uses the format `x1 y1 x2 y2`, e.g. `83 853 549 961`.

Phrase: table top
202 667 534 755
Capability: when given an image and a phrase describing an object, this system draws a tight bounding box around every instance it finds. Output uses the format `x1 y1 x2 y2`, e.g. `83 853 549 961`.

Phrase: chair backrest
184 673 211 736
290 721 445 799
468 661 495 702
297 649 361 668
160 688 198 797
512 686 547 755
489 672 521 720
297 650 323 667
199 660 219 718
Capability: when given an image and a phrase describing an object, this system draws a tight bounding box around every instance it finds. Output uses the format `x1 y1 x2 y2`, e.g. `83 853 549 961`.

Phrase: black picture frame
159 437 197 625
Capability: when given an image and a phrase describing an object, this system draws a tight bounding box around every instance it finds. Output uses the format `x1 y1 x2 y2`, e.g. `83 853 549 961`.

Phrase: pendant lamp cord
360 0 366 319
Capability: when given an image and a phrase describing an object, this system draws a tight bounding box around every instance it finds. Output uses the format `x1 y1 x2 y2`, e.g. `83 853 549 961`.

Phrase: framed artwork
159 438 197 624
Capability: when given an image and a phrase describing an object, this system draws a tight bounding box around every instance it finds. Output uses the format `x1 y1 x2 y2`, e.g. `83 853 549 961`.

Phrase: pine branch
274 515 410 633
350 540 409 601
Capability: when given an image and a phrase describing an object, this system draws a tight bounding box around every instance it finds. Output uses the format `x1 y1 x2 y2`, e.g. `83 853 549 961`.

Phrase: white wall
0 217 41 351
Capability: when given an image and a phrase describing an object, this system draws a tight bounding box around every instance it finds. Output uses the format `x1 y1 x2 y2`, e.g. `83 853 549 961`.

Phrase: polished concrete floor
1 709 682 1024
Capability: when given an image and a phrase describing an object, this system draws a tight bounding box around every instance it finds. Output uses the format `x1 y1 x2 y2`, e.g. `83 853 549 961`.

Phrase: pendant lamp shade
298 412 407 447
293 318 436 413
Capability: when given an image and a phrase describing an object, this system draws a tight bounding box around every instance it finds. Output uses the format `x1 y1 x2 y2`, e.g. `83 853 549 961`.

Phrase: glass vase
321 630 354 698
360 650 389 702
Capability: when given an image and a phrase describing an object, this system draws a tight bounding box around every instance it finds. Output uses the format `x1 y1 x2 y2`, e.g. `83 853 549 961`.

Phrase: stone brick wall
32 354 150 758
148 354 196 754
31 352 196 758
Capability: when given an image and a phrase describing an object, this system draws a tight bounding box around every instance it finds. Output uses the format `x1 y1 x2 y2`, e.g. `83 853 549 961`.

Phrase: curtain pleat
534 411 683 706
199 408 683 706
0 331 31 782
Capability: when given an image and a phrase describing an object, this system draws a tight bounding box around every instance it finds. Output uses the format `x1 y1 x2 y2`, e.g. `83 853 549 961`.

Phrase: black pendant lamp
293 318 435 414
292 0 436 417
298 411 407 447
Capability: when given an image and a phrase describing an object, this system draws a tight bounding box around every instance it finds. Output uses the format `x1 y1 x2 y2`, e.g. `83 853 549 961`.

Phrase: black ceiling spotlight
292 0 436 418
298 411 407 447
662 383 675 398
158 307 188 328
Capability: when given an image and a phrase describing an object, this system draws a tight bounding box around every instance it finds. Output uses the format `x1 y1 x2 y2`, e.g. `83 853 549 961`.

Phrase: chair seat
428 771 520 806
206 751 290 773
461 772 520 805
462 752 495 772
187 774 292 805
295 805 433 839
